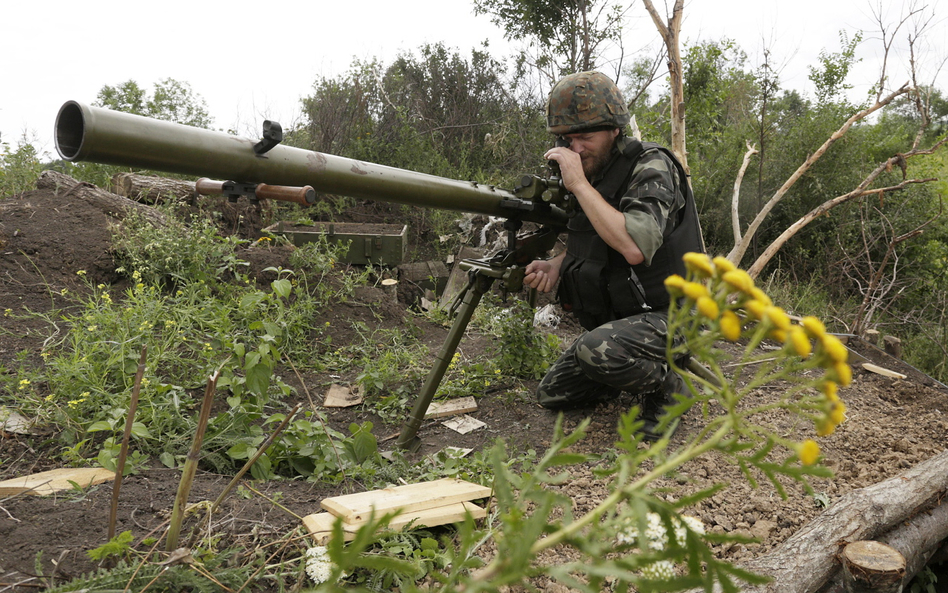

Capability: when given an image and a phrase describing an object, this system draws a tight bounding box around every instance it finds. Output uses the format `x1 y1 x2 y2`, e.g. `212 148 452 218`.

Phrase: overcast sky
2 0 944 158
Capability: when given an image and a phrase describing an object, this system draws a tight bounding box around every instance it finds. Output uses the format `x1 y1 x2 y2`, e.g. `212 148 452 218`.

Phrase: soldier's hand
524 259 560 293
543 146 587 194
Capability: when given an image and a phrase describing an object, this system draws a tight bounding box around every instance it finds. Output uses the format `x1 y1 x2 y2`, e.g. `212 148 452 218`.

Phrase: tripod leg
395 272 495 451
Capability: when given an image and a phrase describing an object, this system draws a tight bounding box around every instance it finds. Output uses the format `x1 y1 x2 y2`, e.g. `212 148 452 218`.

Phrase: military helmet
546 71 630 135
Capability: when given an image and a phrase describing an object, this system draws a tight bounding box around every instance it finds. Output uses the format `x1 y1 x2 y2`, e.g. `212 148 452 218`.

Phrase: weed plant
300 253 851 592
0 210 385 480
0 136 43 197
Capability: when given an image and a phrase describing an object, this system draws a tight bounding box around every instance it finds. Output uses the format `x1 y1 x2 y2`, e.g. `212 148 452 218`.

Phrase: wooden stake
186 403 301 548
108 345 146 541
165 369 219 551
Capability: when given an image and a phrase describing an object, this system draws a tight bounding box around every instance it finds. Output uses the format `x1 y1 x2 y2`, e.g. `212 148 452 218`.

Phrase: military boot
640 369 687 441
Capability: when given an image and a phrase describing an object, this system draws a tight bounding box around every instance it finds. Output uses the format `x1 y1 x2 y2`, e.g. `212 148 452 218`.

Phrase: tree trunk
642 0 688 173
35 170 169 228
110 172 198 205
705 449 948 593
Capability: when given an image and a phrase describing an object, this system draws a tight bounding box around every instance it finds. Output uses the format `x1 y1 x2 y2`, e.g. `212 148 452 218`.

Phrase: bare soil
1 181 947 591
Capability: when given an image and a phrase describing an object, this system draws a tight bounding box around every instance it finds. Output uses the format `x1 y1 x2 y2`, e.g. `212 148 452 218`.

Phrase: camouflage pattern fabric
614 138 686 265
546 71 631 135
537 311 681 409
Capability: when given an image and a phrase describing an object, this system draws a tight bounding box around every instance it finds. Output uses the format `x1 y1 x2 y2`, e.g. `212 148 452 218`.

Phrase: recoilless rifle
54 100 572 451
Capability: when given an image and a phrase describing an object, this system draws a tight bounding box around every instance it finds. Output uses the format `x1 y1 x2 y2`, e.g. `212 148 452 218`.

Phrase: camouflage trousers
536 310 680 409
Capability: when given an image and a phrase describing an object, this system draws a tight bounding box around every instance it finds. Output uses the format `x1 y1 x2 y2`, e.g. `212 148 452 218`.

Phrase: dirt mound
1 180 946 589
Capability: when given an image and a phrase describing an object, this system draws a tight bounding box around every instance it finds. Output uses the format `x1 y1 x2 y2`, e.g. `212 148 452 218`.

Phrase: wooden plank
304 501 486 544
442 415 486 434
862 363 907 379
323 383 363 408
0 467 116 496
425 397 478 419
321 478 492 524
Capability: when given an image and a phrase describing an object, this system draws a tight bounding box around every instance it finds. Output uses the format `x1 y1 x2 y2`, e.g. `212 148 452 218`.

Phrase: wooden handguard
256 183 317 205
195 178 316 205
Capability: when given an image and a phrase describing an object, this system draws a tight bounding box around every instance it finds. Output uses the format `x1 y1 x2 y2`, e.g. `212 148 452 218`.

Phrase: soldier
524 70 704 440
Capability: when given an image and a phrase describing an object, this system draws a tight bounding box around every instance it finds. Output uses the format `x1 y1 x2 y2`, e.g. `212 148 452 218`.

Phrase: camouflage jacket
557 135 704 330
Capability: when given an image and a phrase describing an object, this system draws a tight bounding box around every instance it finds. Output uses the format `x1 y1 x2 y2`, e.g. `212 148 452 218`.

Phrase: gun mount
54 101 571 451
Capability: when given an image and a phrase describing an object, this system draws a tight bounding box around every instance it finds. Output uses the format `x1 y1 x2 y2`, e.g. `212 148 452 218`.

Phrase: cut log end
841 540 905 593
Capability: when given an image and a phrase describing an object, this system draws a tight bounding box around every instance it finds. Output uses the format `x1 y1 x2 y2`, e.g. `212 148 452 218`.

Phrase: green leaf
87 420 114 432
130 421 151 439
227 442 251 460
245 362 271 396
271 278 292 298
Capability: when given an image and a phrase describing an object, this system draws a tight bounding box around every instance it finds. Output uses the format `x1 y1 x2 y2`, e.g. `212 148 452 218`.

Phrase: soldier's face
563 128 619 179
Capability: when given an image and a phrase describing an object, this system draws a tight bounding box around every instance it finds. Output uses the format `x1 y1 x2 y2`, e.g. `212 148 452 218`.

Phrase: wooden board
425 397 478 419
303 501 486 543
323 383 363 408
862 363 907 379
321 478 492 524
0 467 116 496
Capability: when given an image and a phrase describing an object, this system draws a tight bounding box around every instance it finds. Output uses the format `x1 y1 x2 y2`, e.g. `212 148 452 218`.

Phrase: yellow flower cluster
666 252 852 459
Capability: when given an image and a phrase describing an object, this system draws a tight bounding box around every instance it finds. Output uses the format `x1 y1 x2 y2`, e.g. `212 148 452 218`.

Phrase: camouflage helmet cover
546 71 631 135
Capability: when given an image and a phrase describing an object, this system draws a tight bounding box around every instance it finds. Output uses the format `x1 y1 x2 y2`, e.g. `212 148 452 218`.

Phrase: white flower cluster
617 512 705 549
305 545 334 584
639 559 675 580
617 513 706 581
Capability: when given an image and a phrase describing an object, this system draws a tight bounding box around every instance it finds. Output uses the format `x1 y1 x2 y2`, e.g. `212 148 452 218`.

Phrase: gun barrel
55 101 568 227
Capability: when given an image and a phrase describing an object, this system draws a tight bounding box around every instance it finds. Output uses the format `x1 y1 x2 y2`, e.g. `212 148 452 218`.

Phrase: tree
95 78 212 129
472 0 629 82
295 44 546 182
642 0 687 170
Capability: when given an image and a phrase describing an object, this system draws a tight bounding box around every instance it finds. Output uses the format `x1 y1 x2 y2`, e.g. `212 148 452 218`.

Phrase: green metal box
264 221 407 266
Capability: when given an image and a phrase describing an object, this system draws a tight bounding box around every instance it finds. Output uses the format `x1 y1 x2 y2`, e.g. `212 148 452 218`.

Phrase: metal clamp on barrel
195 178 317 206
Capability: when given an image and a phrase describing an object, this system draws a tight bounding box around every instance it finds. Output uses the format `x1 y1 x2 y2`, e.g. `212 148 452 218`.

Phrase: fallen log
36 170 169 228
818 496 948 592
691 448 948 593
111 172 198 204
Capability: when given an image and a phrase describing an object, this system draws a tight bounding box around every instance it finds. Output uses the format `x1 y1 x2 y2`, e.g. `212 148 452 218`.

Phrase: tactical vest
557 139 705 330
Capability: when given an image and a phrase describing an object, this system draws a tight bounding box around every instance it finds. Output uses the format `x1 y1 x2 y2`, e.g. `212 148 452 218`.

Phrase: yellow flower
769 328 787 343
799 439 820 465
744 299 767 321
682 281 710 301
788 326 812 358
722 270 754 294
833 361 852 387
697 296 720 320
664 274 686 297
749 287 772 307
683 252 715 278
18 379 31 389
801 316 827 339
829 400 847 426
712 256 736 275
820 334 849 364
822 381 839 401
764 306 791 331
76 270 87 276
816 417 836 437
719 310 742 341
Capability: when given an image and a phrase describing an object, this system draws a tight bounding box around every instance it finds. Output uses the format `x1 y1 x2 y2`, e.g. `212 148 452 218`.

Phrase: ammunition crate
264 221 407 266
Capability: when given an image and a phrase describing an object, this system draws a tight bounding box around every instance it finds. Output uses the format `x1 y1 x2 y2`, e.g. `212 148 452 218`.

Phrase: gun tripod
394 219 555 451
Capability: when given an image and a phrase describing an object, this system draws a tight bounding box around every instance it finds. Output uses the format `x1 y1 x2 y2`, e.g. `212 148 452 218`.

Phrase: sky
2 0 944 158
